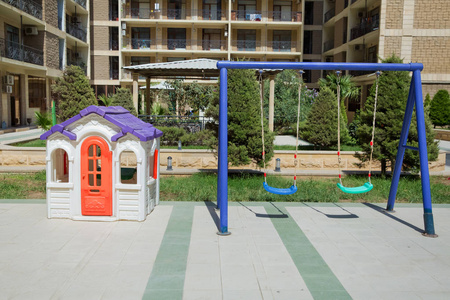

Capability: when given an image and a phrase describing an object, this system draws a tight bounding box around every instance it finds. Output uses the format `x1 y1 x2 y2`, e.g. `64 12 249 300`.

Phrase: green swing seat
336 182 373 194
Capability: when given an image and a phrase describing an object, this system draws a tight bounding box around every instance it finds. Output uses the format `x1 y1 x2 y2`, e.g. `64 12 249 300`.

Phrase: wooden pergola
122 59 281 131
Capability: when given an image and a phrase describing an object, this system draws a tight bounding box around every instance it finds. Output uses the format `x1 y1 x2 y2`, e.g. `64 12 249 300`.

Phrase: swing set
216 61 436 237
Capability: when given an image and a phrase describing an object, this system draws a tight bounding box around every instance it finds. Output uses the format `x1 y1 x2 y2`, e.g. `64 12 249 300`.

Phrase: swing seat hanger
337 182 373 194
263 182 298 195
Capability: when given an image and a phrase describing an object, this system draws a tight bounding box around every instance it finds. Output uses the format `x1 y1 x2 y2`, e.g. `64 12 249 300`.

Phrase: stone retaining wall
3 146 445 172
435 130 450 141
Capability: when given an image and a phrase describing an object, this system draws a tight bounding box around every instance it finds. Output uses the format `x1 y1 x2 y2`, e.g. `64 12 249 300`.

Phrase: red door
81 136 112 216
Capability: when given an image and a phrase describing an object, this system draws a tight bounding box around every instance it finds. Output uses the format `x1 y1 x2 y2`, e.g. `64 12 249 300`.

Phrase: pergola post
146 77 151 115
269 75 275 132
132 73 139 112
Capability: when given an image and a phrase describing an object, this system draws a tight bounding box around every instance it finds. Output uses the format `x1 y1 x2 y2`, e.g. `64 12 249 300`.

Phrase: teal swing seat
263 182 298 195
336 182 373 194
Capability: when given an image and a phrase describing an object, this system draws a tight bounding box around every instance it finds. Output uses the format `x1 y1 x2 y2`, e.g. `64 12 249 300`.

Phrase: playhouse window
52 149 69 183
120 151 137 184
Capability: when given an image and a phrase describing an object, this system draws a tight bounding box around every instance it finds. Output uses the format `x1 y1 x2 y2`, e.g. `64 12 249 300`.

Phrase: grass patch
0 171 46 199
1 171 448 203
13 139 46 147
161 173 450 203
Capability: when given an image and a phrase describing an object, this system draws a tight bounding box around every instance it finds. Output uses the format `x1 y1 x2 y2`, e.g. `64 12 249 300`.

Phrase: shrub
430 89 450 127
35 111 52 131
111 88 137 116
52 65 97 121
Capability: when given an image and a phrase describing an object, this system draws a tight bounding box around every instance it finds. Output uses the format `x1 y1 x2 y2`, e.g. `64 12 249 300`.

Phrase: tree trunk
381 159 387 177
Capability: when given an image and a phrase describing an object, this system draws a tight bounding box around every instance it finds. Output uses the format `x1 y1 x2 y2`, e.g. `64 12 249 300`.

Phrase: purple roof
40 106 163 142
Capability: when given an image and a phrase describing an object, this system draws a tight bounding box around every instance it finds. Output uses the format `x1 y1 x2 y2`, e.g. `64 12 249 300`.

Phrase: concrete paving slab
1 201 450 299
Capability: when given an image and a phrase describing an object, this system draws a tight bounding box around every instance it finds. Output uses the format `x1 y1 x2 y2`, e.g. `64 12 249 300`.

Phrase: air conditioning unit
24 26 38 36
5 85 13 94
3 75 14 85
354 44 364 51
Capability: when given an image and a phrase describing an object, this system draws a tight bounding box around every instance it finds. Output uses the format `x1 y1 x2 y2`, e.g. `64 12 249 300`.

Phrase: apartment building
322 0 450 121
0 0 90 129
90 0 323 95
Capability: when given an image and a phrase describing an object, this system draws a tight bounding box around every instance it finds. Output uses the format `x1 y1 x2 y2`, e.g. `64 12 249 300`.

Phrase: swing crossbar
263 182 298 195
337 182 373 194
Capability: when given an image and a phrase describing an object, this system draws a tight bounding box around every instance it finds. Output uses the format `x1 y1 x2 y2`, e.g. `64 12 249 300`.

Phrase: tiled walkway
1 201 450 299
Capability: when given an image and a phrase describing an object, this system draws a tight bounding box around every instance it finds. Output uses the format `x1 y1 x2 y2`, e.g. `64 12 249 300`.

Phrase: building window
131 27 151 49
303 31 312 54
203 0 222 20
304 2 314 25
28 76 46 109
110 27 119 50
237 29 256 51
273 0 292 22
167 28 186 49
203 29 221 50
273 30 292 52
367 45 377 63
109 0 119 20
110 57 119 79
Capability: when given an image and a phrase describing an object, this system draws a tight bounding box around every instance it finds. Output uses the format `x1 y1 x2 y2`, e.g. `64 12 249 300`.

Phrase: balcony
0 38 43 65
66 22 87 42
1 0 42 20
323 39 334 52
350 16 379 41
324 7 335 23
122 7 160 19
231 10 262 21
267 41 296 52
232 40 261 51
202 40 227 51
110 69 119 80
72 0 86 9
268 11 302 22
193 9 226 20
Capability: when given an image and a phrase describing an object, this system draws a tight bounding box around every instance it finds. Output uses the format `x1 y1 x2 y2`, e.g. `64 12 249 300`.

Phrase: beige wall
91 26 109 51
91 56 110 80
385 0 404 29
383 36 402 59
45 32 60 70
422 84 450 99
414 0 450 29
91 0 109 21
412 37 450 74
44 0 59 28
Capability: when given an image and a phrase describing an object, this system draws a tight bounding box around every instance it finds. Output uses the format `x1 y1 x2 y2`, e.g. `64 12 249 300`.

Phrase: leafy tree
206 68 274 167
110 87 137 116
34 111 52 131
303 86 349 148
430 89 450 127
166 79 187 115
357 55 438 175
263 70 317 130
98 94 114 107
424 93 432 107
52 65 97 121
185 82 215 113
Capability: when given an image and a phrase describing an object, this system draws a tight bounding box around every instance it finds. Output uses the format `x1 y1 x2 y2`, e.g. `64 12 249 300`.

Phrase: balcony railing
267 41 296 52
350 16 379 41
324 7 335 23
110 39 119 50
192 9 226 20
73 0 86 9
131 38 152 49
231 10 262 21
233 40 262 51
123 7 161 19
66 22 87 42
323 39 334 52
268 11 302 22
1 0 43 20
0 38 44 65
202 40 227 51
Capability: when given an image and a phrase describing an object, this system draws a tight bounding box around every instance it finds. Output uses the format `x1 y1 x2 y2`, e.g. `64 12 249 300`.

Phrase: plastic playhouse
40 106 163 221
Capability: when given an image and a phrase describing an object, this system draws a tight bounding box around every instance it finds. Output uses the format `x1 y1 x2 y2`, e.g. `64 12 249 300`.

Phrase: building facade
322 0 450 121
0 0 90 129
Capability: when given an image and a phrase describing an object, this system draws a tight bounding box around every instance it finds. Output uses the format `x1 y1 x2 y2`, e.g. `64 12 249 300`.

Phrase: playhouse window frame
119 149 139 185
51 148 70 183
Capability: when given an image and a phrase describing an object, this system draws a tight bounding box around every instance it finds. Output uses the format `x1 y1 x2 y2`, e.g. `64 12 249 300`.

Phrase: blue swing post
216 61 436 237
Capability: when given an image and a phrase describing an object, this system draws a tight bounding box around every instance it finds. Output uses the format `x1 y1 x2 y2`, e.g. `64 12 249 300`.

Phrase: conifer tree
207 68 274 166
110 87 137 116
52 65 97 121
303 86 349 148
430 89 450 127
357 55 438 175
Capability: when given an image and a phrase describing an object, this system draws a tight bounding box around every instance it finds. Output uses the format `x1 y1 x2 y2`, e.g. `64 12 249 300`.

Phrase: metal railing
66 22 87 42
122 7 161 19
130 38 152 49
323 39 334 52
1 0 42 20
350 16 379 41
268 11 302 22
192 9 226 20
73 0 86 9
324 7 335 23
267 41 296 52
231 10 262 21
0 38 44 65
232 40 261 51
202 40 227 50
139 115 210 132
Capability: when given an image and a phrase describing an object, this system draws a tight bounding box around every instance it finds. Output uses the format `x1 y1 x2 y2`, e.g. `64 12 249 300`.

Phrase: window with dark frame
28 76 46 109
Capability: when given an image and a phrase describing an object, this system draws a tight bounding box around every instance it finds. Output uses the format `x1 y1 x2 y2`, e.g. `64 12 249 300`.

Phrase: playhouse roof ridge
40 105 163 142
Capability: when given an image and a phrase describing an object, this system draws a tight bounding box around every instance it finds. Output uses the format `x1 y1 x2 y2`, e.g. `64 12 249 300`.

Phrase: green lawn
3 171 448 203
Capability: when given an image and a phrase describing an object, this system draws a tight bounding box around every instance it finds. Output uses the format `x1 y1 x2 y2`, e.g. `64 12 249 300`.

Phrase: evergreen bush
111 88 137 116
52 65 97 121
430 89 450 127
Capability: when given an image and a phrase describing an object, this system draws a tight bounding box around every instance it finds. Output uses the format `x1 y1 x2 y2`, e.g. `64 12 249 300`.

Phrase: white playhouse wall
45 113 160 221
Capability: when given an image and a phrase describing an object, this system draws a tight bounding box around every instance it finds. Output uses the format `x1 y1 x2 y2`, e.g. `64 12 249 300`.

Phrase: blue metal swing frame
216 61 436 237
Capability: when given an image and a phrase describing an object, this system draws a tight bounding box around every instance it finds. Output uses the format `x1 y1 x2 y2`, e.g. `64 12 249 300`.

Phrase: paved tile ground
1 200 450 300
